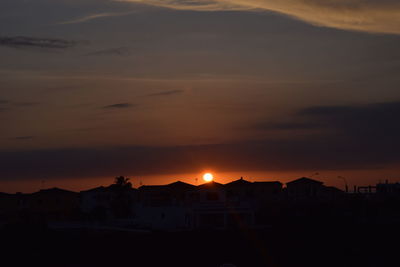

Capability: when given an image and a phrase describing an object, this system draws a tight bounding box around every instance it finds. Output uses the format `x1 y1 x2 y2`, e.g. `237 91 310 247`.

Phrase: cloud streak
12 136 35 140
145 90 184 97
118 0 400 34
0 36 76 49
59 11 136 24
103 103 135 109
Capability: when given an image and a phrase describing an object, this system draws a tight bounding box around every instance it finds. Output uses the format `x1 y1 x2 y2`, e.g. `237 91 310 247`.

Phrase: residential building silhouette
2 176 400 231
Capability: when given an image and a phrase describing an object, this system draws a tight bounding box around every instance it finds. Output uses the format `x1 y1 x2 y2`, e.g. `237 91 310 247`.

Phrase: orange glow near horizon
203 173 214 182
2 168 400 194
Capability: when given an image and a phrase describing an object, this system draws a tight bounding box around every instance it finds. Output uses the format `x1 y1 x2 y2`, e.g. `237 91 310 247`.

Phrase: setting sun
203 173 214 182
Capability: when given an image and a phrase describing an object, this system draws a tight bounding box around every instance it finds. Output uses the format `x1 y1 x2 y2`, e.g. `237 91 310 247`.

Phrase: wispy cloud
0 36 76 49
103 103 135 109
12 136 35 140
117 0 400 34
145 89 184 97
116 0 247 11
251 122 321 131
59 11 136 25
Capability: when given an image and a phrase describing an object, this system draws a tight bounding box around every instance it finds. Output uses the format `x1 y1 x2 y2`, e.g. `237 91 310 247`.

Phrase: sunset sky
1 0 400 192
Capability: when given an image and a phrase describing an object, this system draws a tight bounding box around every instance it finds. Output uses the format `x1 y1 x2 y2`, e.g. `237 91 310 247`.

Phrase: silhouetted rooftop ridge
167 180 197 188
287 177 324 185
197 180 224 188
225 178 253 186
33 187 78 194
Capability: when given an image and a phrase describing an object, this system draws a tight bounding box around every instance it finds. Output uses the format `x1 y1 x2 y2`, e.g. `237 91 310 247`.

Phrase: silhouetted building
135 181 195 230
0 192 20 223
0 176 349 230
134 179 286 230
225 177 254 205
25 188 79 221
252 181 283 203
286 177 324 200
139 181 195 207
376 181 400 195
80 184 136 221
191 181 228 229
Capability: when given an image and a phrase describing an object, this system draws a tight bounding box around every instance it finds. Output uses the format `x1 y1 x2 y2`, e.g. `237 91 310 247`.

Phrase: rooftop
286 177 324 186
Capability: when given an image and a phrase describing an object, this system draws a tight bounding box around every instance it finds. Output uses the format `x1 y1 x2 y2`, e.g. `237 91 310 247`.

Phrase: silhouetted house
224 178 269 228
223 178 283 205
376 181 400 196
139 181 195 207
191 181 227 229
26 188 79 221
286 177 324 200
135 181 195 230
225 177 254 205
191 180 257 229
0 192 20 223
251 181 283 225
197 181 226 203
80 185 136 221
252 181 283 203
80 186 112 220
286 177 344 202
135 179 279 230
321 186 345 201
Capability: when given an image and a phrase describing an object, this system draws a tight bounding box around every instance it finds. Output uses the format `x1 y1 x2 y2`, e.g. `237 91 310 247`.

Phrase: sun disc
203 173 214 182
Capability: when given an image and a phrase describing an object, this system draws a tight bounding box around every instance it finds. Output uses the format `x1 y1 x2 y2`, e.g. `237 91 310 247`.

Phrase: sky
1 0 400 193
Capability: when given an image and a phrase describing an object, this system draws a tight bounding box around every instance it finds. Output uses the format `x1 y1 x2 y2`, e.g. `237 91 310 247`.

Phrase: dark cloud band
0 36 76 49
102 103 135 109
1 101 399 180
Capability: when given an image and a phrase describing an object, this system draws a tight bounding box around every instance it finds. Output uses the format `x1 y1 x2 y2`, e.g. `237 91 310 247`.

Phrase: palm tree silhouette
114 176 132 188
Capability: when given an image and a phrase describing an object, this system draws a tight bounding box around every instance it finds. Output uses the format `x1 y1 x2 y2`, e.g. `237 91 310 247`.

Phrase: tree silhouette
111 176 134 218
114 176 132 188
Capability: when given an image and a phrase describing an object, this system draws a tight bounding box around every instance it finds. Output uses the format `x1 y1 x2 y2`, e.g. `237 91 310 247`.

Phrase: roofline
286 177 324 185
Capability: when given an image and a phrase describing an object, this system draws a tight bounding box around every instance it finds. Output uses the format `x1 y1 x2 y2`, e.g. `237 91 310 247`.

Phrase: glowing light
203 173 214 182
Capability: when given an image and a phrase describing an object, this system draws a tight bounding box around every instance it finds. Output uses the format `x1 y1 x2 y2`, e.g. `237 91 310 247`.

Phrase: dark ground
1 221 398 267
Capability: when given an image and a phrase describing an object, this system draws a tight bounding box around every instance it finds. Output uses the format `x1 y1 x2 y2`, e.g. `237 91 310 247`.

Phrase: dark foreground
1 222 398 267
